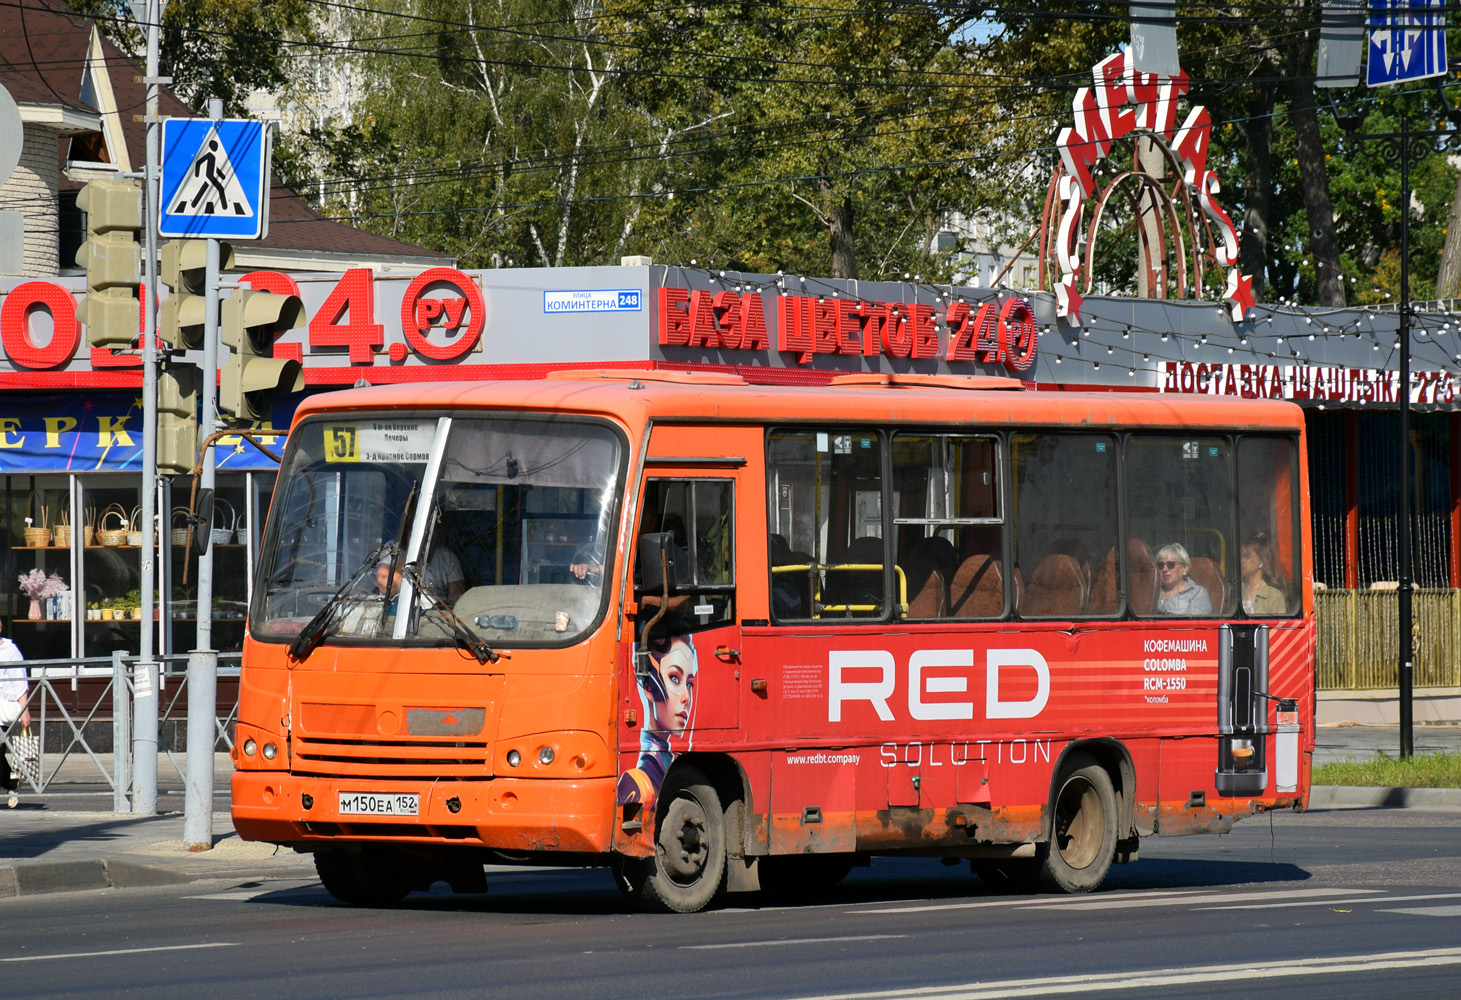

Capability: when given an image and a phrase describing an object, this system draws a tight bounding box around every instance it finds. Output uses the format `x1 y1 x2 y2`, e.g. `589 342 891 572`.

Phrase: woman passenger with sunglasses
1154 543 1212 615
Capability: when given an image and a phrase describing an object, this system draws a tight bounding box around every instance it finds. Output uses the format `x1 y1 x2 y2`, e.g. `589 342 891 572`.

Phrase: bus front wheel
639 764 727 913
314 845 420 905
1039 754 1118 894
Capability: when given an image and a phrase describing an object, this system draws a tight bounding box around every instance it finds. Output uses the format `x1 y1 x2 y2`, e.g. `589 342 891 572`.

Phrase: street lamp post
1333 100 1457 759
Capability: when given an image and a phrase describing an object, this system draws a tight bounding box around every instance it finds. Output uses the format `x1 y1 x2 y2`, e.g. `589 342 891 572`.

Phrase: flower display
18 568 68 600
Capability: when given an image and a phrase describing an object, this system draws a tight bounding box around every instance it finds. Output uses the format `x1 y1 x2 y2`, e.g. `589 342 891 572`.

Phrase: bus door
615 428 750 815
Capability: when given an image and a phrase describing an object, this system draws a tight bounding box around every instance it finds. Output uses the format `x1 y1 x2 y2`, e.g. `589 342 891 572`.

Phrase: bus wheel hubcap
661 797 708 881
1056 779 1101 870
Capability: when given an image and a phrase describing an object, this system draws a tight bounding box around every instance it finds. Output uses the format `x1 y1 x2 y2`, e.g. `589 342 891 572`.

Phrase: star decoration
1056 278 1084 328
1224 270 1255 322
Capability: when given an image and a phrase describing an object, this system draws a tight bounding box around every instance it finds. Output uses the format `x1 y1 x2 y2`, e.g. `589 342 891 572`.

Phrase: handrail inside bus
771 563 909 617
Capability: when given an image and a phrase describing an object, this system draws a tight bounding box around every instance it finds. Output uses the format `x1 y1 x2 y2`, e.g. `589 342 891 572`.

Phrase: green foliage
1313 751 1461 788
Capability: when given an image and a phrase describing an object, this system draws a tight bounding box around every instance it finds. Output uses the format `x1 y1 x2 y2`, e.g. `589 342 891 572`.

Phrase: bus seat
900 537 956 617
822 535 884 614
1088 546 1118 614
1128 539 1157 615
1020 553 1089 617
949 554 1005 618
1187 556 1226 613
769 534 813 618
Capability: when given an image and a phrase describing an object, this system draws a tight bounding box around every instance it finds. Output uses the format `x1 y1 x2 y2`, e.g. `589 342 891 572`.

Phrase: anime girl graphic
616 633 698 809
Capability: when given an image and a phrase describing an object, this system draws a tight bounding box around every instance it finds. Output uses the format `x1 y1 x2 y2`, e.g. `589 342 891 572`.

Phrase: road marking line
855 888 1208 914
1030 887 1380 911
1378 905 1461 917
1 943 238 964
682 934 908 951
780 946 1461 1000
1201 891 1461 911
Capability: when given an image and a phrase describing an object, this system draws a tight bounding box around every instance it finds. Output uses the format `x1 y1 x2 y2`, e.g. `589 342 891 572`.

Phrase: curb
0 858 194 899
1308 784 1461 809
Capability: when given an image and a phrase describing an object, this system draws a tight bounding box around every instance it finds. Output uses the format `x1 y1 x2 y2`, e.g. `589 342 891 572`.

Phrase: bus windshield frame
251 410 627 651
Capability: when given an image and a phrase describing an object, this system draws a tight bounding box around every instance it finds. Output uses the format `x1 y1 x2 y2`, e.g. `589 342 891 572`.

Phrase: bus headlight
539 746 555 765
243 739 257 756
506 750 521 767
262 742 278 760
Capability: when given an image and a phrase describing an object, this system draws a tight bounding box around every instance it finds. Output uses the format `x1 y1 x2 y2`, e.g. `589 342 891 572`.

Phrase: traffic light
76 177 142 347
159 239 233 350
157 363 200 476
220 288 305 421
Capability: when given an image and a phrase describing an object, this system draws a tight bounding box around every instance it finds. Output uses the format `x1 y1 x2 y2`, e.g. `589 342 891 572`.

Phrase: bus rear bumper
231 771 615 853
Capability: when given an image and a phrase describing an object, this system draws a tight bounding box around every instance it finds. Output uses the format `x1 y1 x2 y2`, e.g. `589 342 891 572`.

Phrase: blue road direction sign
1368 0 1448 87
159 119 270 239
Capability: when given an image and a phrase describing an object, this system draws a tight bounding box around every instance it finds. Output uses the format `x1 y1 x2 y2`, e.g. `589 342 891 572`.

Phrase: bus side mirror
638 531 688 594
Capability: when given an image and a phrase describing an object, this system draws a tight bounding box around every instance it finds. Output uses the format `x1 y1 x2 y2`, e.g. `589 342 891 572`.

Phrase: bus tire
639 764 727 913
1039 754 1118 894
314 846 418 905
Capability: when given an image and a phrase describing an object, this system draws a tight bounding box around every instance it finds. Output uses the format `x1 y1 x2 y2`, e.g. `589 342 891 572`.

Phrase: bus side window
767 429 887 621
1126 434 1236 617
1011 433 1118 618
892 433 1006 619
1236 436 1301 616
636 478 735 636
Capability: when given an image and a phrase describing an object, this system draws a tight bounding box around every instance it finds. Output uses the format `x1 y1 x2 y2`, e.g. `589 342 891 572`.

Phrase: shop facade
2 264 1457 717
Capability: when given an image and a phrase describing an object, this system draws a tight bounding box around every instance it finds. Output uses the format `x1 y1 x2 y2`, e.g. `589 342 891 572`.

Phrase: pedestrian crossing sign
159 118 270 239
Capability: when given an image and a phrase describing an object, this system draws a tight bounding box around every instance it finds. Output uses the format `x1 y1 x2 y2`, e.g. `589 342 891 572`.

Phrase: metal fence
1316 589 1461 690
0 651 239 808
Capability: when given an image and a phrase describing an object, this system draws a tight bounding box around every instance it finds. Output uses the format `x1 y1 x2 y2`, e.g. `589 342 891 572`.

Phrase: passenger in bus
1240 531 1289 615
1155 543 1213 615
376 559 403 613
616 634 698 807
422 512 466 603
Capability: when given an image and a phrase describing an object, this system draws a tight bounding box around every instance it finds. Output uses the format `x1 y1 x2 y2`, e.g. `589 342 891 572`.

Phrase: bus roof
290 371 1306 433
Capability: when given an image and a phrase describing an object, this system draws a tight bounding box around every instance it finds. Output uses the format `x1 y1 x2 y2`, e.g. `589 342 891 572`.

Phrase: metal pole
111 649 131 813
183 98 224 850
132 0 163 816
1398 115 1414 760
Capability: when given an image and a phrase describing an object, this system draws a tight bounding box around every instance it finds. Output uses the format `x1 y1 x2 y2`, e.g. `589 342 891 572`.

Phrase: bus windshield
254 413 623 648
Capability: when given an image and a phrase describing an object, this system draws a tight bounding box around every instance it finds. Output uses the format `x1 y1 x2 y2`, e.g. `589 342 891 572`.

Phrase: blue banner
0 393 296 474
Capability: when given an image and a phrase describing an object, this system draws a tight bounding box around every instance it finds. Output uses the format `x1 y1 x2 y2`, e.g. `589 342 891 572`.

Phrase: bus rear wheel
1039 754 1117 894
314 845 421 905
638 764 727 913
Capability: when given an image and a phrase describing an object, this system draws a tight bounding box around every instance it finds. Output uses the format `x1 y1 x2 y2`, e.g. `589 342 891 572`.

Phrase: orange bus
232 371 1314 911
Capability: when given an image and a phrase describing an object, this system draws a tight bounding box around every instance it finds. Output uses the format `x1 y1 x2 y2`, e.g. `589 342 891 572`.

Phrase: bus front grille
291 736 490 778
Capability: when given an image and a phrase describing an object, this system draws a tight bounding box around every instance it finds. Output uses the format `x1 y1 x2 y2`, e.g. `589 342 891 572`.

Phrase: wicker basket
127 506 144 547
54 507 72 548
97 505 129 547
171 507 192 547
24 490 50 547
211 499 237 547
83 500 96 546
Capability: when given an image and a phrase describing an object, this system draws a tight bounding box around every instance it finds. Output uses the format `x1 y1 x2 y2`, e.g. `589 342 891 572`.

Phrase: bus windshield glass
254 414 623 648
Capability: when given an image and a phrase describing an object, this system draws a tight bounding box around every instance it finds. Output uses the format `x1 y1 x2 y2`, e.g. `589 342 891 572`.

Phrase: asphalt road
3 805 1459 1000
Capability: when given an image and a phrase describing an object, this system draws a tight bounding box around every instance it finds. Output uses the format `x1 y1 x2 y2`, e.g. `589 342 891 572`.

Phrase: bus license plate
338 792 419 816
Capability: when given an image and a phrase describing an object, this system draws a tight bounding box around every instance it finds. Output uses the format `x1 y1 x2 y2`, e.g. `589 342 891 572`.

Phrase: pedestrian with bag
0 617 32 808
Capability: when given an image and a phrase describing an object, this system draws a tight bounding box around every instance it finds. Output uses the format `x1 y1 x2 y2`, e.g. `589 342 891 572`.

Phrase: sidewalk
2 726 1458 899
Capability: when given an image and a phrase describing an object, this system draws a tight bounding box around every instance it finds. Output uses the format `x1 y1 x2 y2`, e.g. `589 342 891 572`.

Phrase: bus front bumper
231 771 616 853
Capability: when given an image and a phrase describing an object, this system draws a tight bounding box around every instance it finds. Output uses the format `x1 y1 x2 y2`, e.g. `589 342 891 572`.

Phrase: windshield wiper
288 484 421 662
402 561 501 665
287 541 392 662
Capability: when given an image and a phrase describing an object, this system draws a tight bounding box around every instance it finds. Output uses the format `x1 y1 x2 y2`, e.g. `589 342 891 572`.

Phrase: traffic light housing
76 178 142 347
220 288 305 421
159 239 233 350
157 363 200 476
